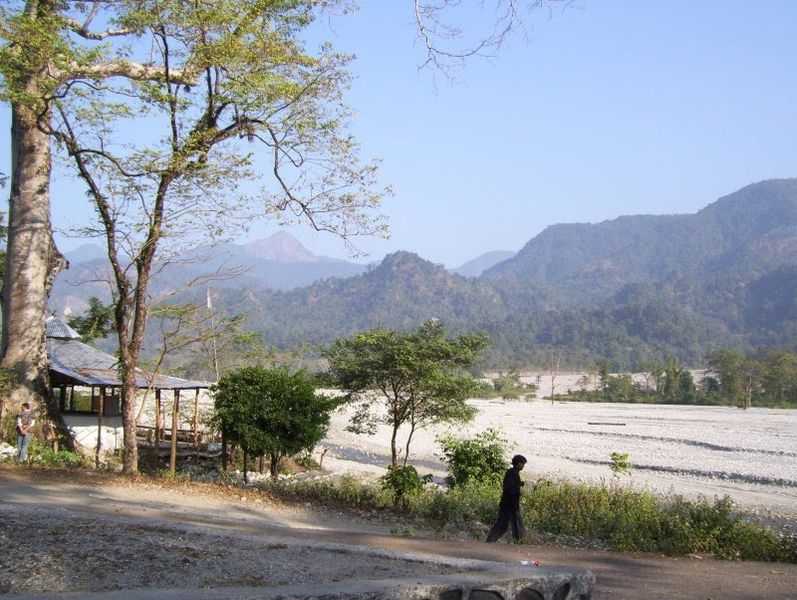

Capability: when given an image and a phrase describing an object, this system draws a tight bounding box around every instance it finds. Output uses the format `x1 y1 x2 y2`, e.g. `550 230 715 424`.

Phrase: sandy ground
319 399 797 523
1 467 796 600
0 507 457 594
0 470 460 595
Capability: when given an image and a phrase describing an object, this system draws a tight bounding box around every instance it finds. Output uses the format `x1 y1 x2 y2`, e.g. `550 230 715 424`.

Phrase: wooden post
95 387 104 469
155 389 162 451
170 389 180 476
192 388 200 451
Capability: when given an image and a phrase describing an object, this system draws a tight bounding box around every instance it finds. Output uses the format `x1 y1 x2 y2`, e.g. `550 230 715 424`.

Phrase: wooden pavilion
46 316 211 468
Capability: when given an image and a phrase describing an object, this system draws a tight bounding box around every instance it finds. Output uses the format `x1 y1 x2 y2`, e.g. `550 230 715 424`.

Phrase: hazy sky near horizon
2 0 796 268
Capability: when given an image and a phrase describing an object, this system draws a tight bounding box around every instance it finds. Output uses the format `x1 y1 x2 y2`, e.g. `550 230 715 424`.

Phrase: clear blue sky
3 0 797 267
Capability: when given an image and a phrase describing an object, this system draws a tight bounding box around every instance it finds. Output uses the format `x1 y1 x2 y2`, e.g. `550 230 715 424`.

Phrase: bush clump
28 442 86 468
381 465 432 508
438 428 507 487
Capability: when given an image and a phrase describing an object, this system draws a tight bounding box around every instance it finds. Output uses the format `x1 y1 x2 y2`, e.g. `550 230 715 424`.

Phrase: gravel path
0 503 457 595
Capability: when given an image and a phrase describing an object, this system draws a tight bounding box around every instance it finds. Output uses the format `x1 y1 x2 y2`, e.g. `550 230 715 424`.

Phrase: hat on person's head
511 454 527 466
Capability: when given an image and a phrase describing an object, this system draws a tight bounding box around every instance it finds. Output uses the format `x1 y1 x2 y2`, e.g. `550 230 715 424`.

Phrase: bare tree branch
413 0 567 72
65 17 135 41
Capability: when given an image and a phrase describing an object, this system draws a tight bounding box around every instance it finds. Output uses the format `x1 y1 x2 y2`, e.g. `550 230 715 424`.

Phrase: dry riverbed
320 399 797 528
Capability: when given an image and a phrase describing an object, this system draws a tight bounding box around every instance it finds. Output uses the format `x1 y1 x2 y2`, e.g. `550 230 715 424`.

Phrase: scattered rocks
0 443 16 460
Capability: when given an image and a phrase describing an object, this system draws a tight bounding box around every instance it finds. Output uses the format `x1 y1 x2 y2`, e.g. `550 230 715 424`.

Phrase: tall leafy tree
48 0 387 473
325 320 487 466
761 351 797 406
0 1 197 437
707 350 746 408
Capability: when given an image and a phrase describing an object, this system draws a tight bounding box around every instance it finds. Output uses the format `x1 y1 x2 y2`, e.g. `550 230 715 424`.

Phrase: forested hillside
110 179 797 370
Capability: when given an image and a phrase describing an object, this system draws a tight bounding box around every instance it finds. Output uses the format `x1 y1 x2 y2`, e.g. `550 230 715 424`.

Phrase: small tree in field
325 320 488 467
609 452 632 478
212 367 340 480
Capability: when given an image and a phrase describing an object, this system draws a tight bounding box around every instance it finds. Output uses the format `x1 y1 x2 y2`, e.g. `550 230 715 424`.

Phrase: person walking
486 454 527 543
15 403 35 463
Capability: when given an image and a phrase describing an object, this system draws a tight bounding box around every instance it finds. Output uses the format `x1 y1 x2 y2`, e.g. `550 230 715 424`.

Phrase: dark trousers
486 505 524 543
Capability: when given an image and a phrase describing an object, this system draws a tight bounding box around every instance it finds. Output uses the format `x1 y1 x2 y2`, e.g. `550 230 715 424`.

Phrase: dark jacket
499 466 524 511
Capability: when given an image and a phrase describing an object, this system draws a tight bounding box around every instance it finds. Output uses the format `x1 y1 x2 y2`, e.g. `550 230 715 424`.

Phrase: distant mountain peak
64 243 106 265
377 251 441 272
242 232 318 263
454 250 515 277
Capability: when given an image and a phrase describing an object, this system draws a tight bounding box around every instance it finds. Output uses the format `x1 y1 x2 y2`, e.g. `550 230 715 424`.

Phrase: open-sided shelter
46 316 211 455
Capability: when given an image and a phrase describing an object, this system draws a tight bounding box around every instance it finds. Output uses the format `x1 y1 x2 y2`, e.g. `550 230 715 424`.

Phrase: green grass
254 474 797 563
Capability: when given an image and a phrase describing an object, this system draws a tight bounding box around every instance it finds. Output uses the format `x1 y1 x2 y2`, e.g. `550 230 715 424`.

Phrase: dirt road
1 467 795 599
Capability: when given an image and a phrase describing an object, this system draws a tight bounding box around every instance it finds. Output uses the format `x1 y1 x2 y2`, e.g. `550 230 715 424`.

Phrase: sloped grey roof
46 317 209 390
45 316 82 339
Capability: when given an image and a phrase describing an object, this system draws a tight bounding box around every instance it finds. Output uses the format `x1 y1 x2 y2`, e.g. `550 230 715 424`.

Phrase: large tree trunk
1 103 71 447
120 362 139 473
269 454 280 479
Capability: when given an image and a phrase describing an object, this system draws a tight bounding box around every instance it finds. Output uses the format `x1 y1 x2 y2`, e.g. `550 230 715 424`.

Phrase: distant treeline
555 350 797 409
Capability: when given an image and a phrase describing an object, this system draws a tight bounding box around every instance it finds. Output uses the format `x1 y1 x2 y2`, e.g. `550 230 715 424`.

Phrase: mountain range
54 178 797 370
54 232 515 314
54 232 370 313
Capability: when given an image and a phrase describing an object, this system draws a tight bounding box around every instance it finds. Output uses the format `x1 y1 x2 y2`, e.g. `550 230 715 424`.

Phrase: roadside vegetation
254 433 797 564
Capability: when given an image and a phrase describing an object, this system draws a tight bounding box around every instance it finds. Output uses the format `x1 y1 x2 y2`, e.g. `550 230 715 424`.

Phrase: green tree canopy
67 297 115 343
325 320 488 466
211 366 339 479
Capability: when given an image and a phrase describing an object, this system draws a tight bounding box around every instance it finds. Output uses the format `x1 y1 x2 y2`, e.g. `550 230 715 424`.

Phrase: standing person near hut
486 454 527 543
15 403 35 463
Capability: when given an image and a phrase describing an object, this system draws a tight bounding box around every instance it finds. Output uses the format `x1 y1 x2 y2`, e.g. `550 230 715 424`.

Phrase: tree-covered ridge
484 178 797 304
142 178 797 370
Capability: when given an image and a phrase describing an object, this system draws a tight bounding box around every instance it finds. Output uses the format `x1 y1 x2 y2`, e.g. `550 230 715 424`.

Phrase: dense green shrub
212 367 341 479
438 428 507 487
381 465 432 508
